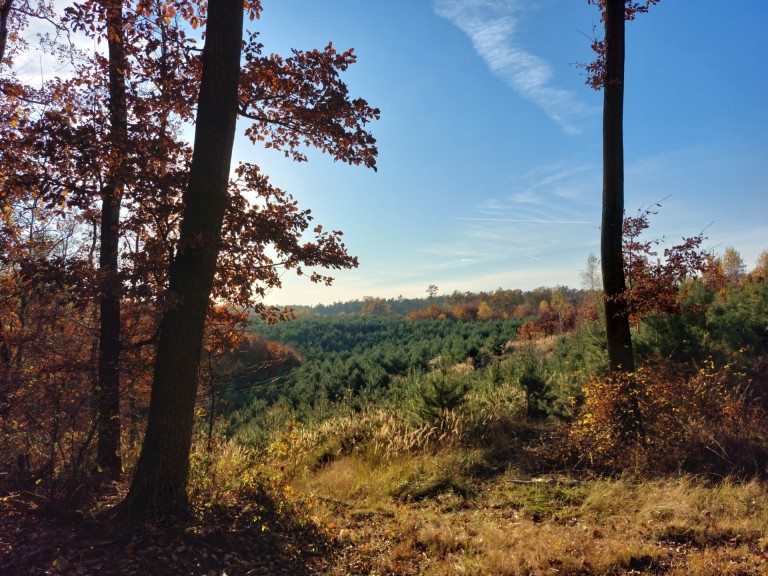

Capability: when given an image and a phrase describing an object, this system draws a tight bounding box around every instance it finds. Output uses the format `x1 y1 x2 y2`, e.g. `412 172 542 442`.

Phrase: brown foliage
518 307 578 340
407 304 449 321
451 303 478 322
564 357 768 477
0 0 377 501
620 207 709 325
583 1 661 89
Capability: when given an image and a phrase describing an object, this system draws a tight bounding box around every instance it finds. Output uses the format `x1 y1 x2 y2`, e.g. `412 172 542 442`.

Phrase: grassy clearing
296 455 768 575
235 406 768 576
206 298 768 574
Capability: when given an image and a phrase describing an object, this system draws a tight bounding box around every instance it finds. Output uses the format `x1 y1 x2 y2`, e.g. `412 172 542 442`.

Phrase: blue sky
238 1 768 306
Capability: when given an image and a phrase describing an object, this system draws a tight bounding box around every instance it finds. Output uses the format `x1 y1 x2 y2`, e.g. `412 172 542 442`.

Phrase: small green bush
417 358 471 425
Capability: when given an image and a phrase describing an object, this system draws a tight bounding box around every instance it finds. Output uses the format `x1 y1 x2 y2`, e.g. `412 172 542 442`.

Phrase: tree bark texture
96 0 127 478
0 0 14 64
117 0 243 519
601 0 635 374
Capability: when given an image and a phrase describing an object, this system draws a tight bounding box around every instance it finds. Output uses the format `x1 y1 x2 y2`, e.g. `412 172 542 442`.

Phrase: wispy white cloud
455 217 594 224
414 160 600 276
433 0 589 133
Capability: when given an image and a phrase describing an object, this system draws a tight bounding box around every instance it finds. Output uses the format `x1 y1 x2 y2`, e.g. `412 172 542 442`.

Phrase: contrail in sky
433 0 590 134
455 217 594 225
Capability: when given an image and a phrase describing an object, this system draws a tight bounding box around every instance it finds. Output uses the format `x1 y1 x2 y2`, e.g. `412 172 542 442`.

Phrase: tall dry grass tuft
261 380 528 477
187 436 331 539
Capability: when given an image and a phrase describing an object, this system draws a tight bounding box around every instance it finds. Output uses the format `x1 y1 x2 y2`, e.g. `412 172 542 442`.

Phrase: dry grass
503 334 560 355
288 450 768 575
207 381 768 576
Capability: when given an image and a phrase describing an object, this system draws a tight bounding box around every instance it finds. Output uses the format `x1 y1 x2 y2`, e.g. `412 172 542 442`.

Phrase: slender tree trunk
95 0 127 479
601 0 635 375
115 0 243 519
0 0 14 64
601 0 643 442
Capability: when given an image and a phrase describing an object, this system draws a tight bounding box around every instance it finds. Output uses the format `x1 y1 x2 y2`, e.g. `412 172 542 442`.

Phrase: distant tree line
289 286 584 320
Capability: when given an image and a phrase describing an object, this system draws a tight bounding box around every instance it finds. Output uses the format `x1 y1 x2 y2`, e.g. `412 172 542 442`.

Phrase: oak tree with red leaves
621 206 708 326
96 0 129 479
1 0 378 514
115 0 246 519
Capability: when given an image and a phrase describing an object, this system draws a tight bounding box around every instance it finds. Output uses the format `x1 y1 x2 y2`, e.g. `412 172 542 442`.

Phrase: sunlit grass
250 412 768 576
208 335 768 575
306 459 768 575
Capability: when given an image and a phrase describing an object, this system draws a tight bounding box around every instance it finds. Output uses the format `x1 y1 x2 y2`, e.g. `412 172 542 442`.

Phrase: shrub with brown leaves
564 356 768 477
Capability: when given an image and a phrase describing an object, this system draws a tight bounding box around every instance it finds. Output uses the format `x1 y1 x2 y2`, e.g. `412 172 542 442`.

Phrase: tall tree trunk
0 0 14 64
601 0 635 375
96 0 127 479
114 0 243 519
601 0 643 442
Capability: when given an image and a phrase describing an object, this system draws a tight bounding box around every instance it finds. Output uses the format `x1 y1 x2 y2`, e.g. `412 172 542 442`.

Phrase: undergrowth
229 343 768 575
